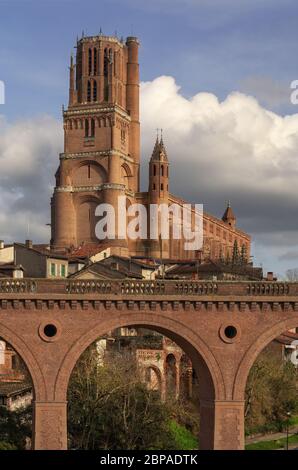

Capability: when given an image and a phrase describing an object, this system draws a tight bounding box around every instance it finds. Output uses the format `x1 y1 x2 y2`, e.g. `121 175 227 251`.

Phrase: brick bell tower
51 33 140 252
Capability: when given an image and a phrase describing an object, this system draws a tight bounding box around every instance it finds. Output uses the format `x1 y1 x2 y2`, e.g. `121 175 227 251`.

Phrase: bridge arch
233 316 298 400
0 322 46 401
54 313 225 403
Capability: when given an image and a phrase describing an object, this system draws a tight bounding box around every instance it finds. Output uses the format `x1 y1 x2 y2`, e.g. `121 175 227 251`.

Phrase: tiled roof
275 331 298 345
14 243 68 260
67 243 108 259
0 381 32 397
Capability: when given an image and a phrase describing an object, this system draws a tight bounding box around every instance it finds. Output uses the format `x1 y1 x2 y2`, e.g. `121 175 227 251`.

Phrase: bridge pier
200 400 245 450
33 401 68 450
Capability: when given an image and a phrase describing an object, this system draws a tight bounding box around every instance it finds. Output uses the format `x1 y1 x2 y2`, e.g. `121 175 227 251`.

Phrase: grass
168 420 198 450
245 433 298 450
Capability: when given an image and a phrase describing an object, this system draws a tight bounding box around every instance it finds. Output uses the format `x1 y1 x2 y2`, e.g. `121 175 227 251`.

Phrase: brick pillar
33 401 67 450
200 400 245 450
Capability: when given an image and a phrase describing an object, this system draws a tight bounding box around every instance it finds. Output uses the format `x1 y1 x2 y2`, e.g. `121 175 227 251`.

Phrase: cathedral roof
150 136 168 162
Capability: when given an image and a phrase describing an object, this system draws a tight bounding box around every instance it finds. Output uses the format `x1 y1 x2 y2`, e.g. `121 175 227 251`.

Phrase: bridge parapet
0 278 296 297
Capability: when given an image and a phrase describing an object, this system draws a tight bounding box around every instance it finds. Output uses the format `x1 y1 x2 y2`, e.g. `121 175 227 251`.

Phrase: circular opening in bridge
224 325 237 339
44 324 57 338
39 320 61 342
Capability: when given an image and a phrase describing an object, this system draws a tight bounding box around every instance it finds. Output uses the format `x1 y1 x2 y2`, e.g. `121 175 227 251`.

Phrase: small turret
148 133 170 259
222 201 236 229
149 133 169 199
68 53 76 106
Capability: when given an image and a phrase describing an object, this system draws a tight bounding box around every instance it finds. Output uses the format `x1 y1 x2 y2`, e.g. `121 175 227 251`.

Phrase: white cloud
141 76 298 200
0 114 62 243
140 76 298 274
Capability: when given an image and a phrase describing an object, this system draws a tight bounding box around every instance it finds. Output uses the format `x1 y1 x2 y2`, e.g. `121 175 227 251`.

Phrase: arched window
161 165 164 177
85 119 89 137
91 118 95 138
153 183 156 190
93 80 97 102
104 49 109 101
153 165 156 176
161 183 164 190
114 51 117 76
93 48 97 75
104 49 108 77
88 48 92 76
87 81 91 102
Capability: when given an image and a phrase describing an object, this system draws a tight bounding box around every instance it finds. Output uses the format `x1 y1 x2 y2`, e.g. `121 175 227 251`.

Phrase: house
0 263 24 278
100 255 157 280
0 240 68 278
165 259 263 281
0 382 32 411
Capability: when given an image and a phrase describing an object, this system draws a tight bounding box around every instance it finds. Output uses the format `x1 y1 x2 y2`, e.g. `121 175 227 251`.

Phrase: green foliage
167 420 197 450
245 350 298 435
68 346 178 450
0 441 18 450
0 405 32 450
232 240 239 265
246 433 298 450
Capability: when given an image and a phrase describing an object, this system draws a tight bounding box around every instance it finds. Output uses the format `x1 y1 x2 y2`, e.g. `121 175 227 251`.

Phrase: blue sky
1 0 298 277
1 0 298 119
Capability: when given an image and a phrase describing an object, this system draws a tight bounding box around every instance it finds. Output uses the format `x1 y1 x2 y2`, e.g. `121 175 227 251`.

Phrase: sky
1 0 298 277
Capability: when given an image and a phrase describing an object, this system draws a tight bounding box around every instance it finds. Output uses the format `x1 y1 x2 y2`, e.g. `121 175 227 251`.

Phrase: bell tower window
93 80 97 101
104 48 109 101
93 48 97 75
85 119 89 137
104 49 108 76
91 118 95 137
87 81 91 102
88 48 92 76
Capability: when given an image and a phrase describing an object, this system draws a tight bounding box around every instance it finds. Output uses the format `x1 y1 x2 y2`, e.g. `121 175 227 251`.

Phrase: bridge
0 278 297 450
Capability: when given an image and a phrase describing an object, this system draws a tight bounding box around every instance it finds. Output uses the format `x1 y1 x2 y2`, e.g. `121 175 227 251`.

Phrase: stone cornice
64 104 131 121
78 35 125 48
1 297 298 313
55 183 126 193
59 150 134 163
0 280 298 311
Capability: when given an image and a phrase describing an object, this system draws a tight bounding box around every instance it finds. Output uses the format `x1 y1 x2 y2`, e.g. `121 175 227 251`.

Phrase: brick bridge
0 278 297 450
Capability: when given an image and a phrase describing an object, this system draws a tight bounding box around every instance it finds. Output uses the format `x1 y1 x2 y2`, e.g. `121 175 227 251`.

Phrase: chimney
0 240 4 249
26 240 33 249
267 272 274 281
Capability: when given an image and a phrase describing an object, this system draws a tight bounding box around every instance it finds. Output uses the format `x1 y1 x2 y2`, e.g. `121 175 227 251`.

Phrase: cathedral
51 33 250 261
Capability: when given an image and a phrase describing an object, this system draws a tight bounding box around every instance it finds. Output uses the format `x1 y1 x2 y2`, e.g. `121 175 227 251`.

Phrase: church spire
150 132 168 162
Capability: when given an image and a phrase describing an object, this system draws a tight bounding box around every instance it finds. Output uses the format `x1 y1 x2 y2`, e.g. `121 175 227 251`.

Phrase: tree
67 346 177 450
245 350 298 434
0 405 32 449
240 244 247 265
285 268 298 281
232 240 239 265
